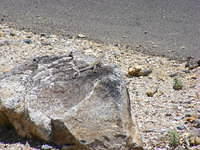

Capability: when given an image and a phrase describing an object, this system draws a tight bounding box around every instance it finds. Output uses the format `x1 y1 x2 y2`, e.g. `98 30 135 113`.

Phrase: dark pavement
0 0 200 59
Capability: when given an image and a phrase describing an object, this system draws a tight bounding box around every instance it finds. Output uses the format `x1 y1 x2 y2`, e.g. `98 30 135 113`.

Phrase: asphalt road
0 0 200 59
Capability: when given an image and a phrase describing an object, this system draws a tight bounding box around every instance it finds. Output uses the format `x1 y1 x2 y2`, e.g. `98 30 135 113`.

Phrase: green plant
168 130 180 147
173 78 183 90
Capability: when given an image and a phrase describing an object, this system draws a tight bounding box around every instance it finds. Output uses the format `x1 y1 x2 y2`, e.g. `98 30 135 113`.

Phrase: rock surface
0 52 142 150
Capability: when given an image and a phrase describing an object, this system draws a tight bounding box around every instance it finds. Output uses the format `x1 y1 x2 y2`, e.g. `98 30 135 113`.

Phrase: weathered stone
193 119 200 128
146 88 158 97
0 31 4 37
23 39 32 44
176 125 185 130
128 65 152 77
77 34 87 39
189 136 200 146
41 144 53 150
0 52 143 150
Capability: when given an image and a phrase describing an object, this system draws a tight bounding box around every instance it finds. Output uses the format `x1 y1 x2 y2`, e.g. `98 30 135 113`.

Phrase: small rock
4 144 8 148
185 116 198 123
41 41 51 46
41 144 53 150
198 59 200 66
177 125 185 130
128 65 152 77
26 35 32 38
165 113 172 117
185 113 192 117
191 75 197 80
23 39 32 44
40 33 46 37
144 31 148 34
189 136 200 146
155 148 167 150
191 129 200 136
143 129 156 133
124 44 131 49
48 47 53 50
182 70 190 73
193 119 200 128
140 69 152 76
77 33 86 38
169 72 179 77
173 78 183 90
10 32 16 36
180 46 185 50
114 43 121 47
0 31 4 37
174 116 183 121
146 88 158 97
25 141 30 147
128 65 141 77
160 128 168 134
67 34 73 39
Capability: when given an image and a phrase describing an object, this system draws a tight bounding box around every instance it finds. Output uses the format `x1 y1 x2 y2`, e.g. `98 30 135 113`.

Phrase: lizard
72 53 105 78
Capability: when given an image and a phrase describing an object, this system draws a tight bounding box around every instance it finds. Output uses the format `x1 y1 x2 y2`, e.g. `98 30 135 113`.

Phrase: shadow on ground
0 126 60 149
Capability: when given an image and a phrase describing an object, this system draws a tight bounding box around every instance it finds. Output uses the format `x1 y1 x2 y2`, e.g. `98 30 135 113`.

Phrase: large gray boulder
0 52 143 150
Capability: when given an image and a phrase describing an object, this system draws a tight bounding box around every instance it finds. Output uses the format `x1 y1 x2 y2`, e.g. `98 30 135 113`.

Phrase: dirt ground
0 23 199 150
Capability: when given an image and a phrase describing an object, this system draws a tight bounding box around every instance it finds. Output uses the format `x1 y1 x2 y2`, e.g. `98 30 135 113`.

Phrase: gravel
0 23 199 150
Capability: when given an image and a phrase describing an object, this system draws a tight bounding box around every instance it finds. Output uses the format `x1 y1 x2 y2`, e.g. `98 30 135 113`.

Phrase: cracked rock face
0 52 143 150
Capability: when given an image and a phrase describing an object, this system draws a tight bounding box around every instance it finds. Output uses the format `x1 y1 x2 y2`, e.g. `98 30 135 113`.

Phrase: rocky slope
0 23 199 150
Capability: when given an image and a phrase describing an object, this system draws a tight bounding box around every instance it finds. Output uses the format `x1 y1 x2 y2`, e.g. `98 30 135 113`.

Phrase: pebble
41 41 51 46
0 31 4 37
23 39 32 44
185 113 192 117
189 136 200 146
176 125 185 130
146 88 158 97
67 34 73 39
193 119 200 128
182 70 190 73
128 65 141 77
143 129 156 133
128 65 152 77
169 72 179 77
140 69 152 76
26 35 32 38
77 33 87 38
40 33 46 37
174 116 183 121
185 116 198 123
165 113 172 117
10 32 16 36
41 144 53 150
160 128 168 134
